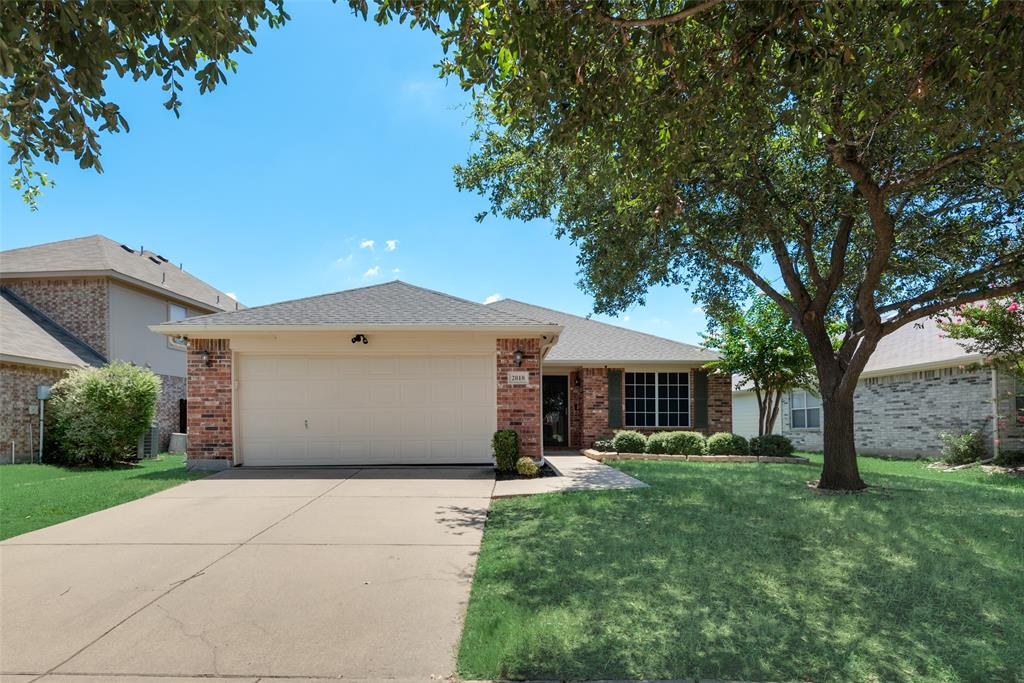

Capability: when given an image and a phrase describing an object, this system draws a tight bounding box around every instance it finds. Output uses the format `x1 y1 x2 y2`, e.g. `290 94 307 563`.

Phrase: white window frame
790 389 822 430
167 303 188 350
624 371 690 428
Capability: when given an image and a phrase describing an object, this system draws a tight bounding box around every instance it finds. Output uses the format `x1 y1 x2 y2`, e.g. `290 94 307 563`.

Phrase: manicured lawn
0 454 208 540
459 454 1023 682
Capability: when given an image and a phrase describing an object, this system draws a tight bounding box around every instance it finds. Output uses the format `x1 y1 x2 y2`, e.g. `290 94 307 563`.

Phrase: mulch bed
494 462 559 481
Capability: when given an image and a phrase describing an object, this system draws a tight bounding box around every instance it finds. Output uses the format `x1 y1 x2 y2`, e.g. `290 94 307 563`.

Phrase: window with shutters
625 372 690 428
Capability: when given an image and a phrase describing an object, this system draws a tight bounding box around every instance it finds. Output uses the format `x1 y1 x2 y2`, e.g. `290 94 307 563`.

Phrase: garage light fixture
513 349 524 366
351 334 369 345
199 350 212 367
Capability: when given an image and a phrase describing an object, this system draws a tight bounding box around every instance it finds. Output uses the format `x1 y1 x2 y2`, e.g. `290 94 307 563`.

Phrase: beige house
0 235 240 460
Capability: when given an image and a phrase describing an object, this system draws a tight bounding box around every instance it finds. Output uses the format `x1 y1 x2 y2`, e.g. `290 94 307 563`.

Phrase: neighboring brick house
0 235 241 460
772 317 1024 458
150 281 729 470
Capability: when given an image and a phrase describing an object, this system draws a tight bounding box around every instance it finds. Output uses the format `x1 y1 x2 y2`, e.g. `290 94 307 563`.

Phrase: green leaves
2 0 290 207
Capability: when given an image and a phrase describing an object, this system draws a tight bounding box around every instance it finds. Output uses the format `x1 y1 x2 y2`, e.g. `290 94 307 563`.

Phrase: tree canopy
704 295 824 436
353 0 1024 488
1 0 289 207
938 299 1024 377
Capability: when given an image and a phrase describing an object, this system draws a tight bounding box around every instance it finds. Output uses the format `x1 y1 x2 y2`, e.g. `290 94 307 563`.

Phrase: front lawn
459 454 1023 682
0 454 208 540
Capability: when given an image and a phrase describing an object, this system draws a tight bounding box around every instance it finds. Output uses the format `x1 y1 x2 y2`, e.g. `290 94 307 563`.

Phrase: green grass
0 454 208 540
459 453 1024 682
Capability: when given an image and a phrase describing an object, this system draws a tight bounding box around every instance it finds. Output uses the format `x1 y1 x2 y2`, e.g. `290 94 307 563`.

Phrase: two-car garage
235 353 497 466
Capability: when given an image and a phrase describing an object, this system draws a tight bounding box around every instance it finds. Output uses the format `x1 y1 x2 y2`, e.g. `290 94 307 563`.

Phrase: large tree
353 0 1024 489
704 295 824 437
1 0 289 208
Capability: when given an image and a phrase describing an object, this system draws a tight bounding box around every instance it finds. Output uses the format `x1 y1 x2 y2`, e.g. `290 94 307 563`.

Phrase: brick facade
186 339 233 465
155 374 186 452
496 338 542 458
3 278 109 356
781 366 1012 457
707 371 733 434
0 362 67 462
578 367 614 448
995 368 1024 454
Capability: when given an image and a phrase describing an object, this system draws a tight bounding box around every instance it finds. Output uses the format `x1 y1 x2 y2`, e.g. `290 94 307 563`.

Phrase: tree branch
596 0 724 28
881 281 1024 336
884 135 1024 196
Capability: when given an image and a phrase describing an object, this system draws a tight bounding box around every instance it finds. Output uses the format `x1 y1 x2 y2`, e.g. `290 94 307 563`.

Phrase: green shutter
607 369 623 429
694 370 709 429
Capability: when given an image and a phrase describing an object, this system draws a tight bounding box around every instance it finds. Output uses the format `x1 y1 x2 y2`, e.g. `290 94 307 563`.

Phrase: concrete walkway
492 454 648 498
1 467 493 682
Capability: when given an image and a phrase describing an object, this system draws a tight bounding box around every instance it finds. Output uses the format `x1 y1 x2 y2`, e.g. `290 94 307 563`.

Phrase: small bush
516 456 539 477
993 449 1024 467
939 431 986 465
612 430 647 454
646 431 706 455
49 361 161 467
492 429 519 472
593 438 616 453
749 434 795 458
707 432 749 455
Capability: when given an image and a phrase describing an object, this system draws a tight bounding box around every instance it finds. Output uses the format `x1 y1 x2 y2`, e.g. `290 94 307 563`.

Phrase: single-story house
151 281 729 469
732 316 1023 457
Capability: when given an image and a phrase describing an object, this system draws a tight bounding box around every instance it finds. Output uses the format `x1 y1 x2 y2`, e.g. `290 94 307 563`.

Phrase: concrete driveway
1 466 494 682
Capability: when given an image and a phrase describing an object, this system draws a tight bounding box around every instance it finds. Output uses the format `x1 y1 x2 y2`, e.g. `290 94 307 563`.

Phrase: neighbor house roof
150 281 562 334
487 299 718 364
0 235 241 313
0 287 106 369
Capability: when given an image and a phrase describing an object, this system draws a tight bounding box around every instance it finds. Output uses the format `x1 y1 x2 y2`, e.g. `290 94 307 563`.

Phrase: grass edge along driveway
0 454 207 540
457 453 1023 683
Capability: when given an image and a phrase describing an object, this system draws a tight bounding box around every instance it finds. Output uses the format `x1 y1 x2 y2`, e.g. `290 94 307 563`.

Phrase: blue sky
0 1 709 344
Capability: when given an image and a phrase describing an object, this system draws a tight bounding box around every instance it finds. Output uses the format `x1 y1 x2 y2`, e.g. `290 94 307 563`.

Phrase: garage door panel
238 353 496 466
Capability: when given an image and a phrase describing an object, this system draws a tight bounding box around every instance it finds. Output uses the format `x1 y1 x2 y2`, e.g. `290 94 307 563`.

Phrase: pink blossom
977 301 986 309
1008 301 1020 312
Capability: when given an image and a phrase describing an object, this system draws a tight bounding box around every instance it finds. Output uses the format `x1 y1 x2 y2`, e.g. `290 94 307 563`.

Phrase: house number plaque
507 370 529 385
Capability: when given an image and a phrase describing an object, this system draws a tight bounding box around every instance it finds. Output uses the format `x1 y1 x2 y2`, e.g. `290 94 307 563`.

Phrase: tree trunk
817 387 866 490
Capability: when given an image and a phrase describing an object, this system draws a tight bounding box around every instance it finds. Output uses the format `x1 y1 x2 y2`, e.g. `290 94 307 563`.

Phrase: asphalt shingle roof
487 299 718 363
0 287 106 368
163 281 558 329
862 315 977 374
0 235 241 312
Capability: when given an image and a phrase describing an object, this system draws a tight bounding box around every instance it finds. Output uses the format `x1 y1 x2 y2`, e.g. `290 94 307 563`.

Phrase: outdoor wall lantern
513 349 525 367
351 334 369 345
199 350 211 367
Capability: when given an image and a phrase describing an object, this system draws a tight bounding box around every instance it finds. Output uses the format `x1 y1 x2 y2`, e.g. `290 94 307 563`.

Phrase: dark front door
542 375 569 448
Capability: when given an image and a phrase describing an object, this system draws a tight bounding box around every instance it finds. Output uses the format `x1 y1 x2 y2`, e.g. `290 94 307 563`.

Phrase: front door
542 375 569 449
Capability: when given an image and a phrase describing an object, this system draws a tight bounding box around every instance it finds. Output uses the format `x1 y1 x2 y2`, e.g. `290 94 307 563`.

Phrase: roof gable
157 281 558 330
488 299 718 364
0 287 106 368
0 235 241 313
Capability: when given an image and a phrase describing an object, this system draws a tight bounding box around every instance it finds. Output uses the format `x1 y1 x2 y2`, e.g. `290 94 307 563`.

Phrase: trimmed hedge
492 429 519 472
647 431 707 456
707 432 750 455
516 456 539 477
593 437 616 453
612 430 647 454
749 434 795 458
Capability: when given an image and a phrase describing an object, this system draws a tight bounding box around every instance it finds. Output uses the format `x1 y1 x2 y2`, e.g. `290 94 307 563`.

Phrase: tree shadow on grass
459 461 1024 682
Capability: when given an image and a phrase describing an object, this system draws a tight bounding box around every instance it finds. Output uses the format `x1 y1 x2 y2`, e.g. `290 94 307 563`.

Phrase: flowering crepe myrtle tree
350 0 1024 490
938 299 1024 377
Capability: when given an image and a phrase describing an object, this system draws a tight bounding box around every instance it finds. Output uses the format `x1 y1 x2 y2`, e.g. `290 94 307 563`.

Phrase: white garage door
237 354 496 466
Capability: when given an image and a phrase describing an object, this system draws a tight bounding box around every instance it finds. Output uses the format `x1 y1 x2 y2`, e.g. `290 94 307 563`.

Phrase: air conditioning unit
137 424 159 459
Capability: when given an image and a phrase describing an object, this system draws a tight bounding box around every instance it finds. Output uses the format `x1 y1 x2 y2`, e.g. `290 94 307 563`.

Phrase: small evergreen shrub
644 431 674 454
593 437 616 453
706 432 749 455
993 449 1024 467
939 431 986 465
665 431 707 455
516 456 540 477
49 361 161 467
749 434 795 458
492 429 520 472
612 430 647 454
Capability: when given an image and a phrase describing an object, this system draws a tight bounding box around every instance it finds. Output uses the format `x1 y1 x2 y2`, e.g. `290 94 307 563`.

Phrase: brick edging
581 449 810 465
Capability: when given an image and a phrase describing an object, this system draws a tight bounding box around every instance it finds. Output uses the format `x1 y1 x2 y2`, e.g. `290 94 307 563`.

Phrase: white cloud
334 253 354 266
691 305 704 314
384 239 398 252
225 292 237 300
622 315 630 322
363 266 381 278
359 239 375 250
392 267 401 274
483 293 503 304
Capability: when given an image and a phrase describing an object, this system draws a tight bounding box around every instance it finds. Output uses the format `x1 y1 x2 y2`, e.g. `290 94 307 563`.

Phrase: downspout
537 334 560 465
991 366 1000 461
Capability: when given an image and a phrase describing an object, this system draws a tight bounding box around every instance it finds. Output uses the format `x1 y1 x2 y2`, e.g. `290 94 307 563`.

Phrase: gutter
0 353 87 371
149 323 564 336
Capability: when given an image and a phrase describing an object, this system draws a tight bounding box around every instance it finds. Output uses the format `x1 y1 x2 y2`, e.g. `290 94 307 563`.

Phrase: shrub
707 432 750 455
994 449 1024 467
646 431 706 455
593 437 616 453
939 431 986 465
49 361 161 467
612 430 647 454
749 434 795 458
516 456 539 477
492 429 520 472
